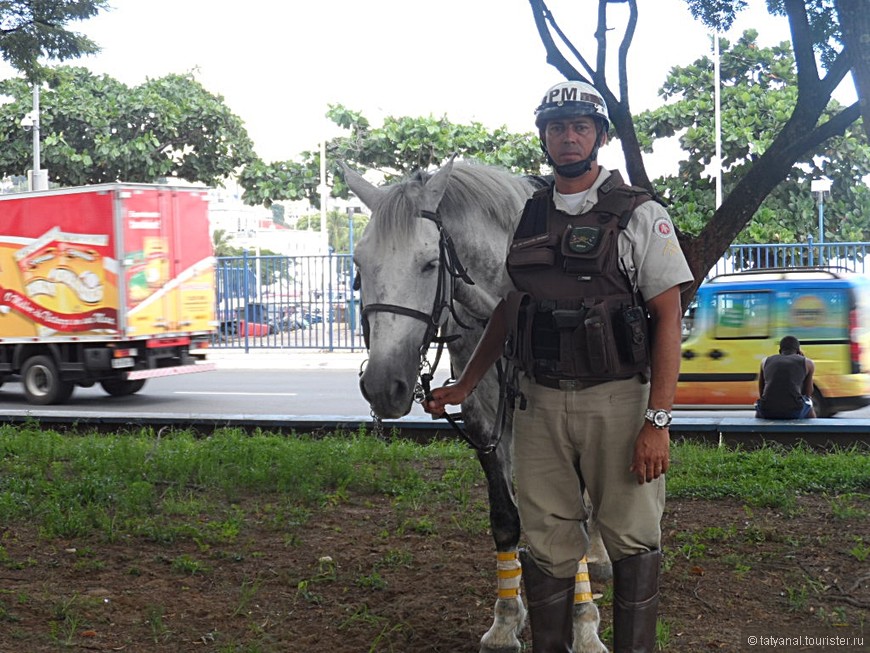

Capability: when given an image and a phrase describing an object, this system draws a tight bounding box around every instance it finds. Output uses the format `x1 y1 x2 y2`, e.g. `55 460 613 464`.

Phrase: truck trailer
0 184 216 405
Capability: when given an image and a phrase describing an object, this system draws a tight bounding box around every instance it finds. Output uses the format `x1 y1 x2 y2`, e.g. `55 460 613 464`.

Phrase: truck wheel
21 355 75 405
100 378 147 397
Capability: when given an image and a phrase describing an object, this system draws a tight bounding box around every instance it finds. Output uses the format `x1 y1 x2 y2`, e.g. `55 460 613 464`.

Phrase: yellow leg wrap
575 556 594 604
497 550 522 600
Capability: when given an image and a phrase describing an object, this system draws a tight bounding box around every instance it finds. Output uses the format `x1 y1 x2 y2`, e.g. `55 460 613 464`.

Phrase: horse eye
422 260 439 273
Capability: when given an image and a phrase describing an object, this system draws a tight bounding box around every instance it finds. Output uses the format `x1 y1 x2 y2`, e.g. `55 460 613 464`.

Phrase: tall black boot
612 550 661 653
519 549 574 653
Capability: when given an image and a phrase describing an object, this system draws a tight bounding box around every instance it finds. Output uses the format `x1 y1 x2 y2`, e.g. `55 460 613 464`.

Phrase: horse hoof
588 561 612 583
573 601 608 653
479 596 526 653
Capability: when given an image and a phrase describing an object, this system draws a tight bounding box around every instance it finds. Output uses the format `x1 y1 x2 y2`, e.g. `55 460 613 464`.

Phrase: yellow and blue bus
677 268 870 417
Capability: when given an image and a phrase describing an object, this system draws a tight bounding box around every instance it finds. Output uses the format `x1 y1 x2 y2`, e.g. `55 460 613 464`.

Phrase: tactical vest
504 171 653 383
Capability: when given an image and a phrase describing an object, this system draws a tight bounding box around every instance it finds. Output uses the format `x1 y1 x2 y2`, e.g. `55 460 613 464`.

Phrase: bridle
356 207 508 455
358 208 473 353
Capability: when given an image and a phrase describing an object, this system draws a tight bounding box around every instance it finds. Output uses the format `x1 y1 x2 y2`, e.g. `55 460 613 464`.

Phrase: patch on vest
567 226 601 253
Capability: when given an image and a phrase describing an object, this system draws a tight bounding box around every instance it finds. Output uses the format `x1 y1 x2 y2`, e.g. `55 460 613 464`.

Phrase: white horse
344 160 610 653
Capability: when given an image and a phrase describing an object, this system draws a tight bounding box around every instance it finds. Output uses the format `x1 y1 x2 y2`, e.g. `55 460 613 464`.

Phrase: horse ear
420 156 456 215
341 162 383 211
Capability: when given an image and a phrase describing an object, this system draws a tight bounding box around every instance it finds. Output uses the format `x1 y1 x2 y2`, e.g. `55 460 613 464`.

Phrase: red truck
0 184 216 404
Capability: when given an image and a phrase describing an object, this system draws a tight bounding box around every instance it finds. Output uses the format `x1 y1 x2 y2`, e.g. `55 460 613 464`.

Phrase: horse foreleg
476 447 526 653
573 557 608 653
585 511 613 583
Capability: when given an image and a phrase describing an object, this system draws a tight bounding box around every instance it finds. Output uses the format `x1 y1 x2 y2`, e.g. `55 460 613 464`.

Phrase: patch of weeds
400 516 436 536
741 526 769 544
232 575 263 617
697 525 738 541
656 619 672 650
72 556 105 572
295 556 337 605
672 532 708 560
848 536 870 562
50 594 84 646
355 571 387 590
369 621 410 651
816 605 850 627
204 506 245 543
380 548 413 568
782 584 809 612
0 545 25 570
296 579 323 604
145 604 172 643
324 486 350 506
316 555 337 581
830 493 870 520
171 553 209 575
284 532 301 547
0 597 19 623
339 603 387 630
720 554 752 577
162 493 208 517
451 499 490 535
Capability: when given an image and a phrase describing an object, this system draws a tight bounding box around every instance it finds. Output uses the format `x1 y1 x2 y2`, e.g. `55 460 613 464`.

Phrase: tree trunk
836 0 870 143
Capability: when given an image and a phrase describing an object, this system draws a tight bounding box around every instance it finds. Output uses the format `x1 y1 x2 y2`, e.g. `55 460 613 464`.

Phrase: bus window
714 292 770 339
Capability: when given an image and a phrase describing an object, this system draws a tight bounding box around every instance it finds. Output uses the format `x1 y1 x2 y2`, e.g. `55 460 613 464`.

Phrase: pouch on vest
560 225 615 276
618 305 649 366
508 232 557 269
504 291 536 374
581 302 619 376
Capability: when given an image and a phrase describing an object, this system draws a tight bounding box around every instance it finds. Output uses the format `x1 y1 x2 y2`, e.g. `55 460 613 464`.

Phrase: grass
0 424 867 651
0 424 868 543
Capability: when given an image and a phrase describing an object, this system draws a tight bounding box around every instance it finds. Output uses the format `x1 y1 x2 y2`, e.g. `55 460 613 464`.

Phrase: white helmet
534 81 610 131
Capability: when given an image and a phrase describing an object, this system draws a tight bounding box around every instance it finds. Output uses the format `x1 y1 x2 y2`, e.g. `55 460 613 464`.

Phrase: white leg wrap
479 551 527 653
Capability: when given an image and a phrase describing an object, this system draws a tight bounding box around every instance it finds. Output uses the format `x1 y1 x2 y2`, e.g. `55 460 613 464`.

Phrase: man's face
543 115 603 167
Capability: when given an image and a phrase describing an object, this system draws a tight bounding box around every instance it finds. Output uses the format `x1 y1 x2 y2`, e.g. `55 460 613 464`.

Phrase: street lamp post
21 83 48 191
811 178 832 244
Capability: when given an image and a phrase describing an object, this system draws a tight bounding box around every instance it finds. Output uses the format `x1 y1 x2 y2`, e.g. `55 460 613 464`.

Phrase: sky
0 0 859 177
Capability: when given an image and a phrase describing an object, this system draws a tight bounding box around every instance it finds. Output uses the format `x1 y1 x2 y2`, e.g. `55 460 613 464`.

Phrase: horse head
344 161 457 418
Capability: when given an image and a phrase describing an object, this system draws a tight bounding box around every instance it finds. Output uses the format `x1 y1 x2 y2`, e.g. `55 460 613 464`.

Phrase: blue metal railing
212 241 870 350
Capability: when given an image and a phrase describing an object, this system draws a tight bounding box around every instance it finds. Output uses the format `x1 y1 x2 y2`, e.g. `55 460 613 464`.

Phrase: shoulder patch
652 217 674 239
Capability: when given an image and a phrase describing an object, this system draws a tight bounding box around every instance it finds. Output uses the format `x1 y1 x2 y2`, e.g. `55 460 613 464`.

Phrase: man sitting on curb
755 335 817 419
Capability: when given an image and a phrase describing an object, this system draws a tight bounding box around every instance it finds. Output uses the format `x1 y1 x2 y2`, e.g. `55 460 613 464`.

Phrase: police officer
424 80 693 652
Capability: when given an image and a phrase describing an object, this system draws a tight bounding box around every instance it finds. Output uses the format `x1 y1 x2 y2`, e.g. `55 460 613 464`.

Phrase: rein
357 208 506 454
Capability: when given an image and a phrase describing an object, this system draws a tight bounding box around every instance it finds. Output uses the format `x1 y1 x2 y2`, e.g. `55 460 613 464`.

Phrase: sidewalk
205 348 368 371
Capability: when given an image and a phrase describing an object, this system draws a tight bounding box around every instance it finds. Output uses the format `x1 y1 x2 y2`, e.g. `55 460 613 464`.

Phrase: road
3 351 870 421
0 352 434 420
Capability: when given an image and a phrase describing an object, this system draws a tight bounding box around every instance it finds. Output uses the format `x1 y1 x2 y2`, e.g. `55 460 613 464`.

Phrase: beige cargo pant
513 375 665 578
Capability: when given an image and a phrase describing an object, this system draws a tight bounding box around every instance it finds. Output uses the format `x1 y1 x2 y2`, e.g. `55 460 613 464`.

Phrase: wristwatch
644 408 672 429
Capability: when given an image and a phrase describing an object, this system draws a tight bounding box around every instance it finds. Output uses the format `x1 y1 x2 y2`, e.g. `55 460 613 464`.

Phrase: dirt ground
0 487 868 652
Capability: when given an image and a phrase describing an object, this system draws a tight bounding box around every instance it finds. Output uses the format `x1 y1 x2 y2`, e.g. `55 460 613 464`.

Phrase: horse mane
371 163 536 245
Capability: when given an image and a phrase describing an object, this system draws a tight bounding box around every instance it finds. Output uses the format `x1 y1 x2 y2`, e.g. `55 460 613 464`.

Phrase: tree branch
527 0 591 81
595 0 607 74
784 0 820 93
618 0 639 106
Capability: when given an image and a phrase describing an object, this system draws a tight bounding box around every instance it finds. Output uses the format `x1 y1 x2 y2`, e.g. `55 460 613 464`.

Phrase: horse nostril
392 379 409 402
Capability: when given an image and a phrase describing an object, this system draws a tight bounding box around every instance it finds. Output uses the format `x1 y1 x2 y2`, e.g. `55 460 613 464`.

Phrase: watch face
653 411 670 427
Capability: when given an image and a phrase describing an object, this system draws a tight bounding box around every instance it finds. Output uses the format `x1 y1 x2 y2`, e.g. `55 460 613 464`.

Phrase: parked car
267 305 309 332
